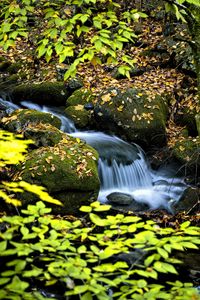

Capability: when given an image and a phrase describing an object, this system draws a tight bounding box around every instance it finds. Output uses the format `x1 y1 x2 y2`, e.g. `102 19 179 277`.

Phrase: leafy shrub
0 0 147 79
0 200 200 299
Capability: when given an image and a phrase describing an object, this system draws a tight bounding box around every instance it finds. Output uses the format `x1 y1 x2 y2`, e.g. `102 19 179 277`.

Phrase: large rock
13 135 100 213
171 136 200 180
65 88 95 128
11 82 69 106
107 192 149 212
93 88 168 148
174 106 198 137
16 122 65 148
107 192 133 205
196 115 200 136
0 109 61 132
171 187 199 214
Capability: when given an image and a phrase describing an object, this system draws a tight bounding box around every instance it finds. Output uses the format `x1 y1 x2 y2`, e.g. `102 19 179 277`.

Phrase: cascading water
0 98 187 211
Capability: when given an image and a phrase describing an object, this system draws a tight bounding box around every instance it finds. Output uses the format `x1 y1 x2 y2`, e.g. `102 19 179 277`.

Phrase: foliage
0 129 62 207
164 0 200 22
0 0 147 79
0 130 32 167
0 200 200 299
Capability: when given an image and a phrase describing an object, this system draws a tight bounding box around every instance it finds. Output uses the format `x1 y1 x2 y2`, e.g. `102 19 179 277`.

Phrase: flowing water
0 98 187 211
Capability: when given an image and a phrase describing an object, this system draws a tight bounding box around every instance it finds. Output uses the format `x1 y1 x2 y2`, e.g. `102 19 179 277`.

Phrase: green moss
65 105 90 128
175 106 198 136
195 114 200 136
66 88 95 106
21 123 65 147
0 60 11 71
14 135 100 193
95 88 168 147
50 190 98 214
1 109 61 132
172 137 200 177
12 82 69 106
7 62 22 74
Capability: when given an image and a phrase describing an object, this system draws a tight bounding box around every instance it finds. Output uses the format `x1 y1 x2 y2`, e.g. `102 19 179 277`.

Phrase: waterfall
0 98 187 210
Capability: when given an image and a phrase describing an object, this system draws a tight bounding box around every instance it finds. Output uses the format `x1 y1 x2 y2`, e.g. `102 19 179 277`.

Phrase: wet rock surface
172 187 200 214
107 192 149 211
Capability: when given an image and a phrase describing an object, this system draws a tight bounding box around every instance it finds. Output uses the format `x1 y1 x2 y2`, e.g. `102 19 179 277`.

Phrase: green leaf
93 204 111 212
21 226 29 237
180 221 191 229
0 241 7 251
0 278 10 285
180 242 198 249
6 276 29 292
144 254 156 267
80 206 92 213
81 292 92 300
154 262 178 274
23 268 43 277
89 213 109 226
157 248 169 259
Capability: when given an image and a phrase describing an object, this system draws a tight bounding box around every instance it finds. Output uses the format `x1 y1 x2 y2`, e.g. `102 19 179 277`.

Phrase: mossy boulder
7 62 22 74
171 136 200 180
52 190 98 214
65 88 95 128
65 105 90 128
11 82 69 106
195 115 200 136
18 123 65 147
94 88 168 148
171 187 199 214
0 60 11 71
66 88 95 106
1 109 61 132
14 135 100 194
174 106 198 136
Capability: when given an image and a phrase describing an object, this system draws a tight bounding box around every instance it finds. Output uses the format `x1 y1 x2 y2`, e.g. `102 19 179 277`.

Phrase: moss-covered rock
195 114 200 136
51 190 98 214
11 82 69 106
1 109 61 132
7 62 22 74
0 60 11 71
171 187 199 214
65 105 90 128
65 88 95 128
66 88 95 106
171 136 200 180
94 88 168 148
174 106 198 136
19 123 65 147
13 135 100 194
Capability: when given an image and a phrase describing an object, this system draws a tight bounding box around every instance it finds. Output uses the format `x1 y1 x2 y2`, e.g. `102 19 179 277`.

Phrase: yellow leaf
132 115 136 122
74 105 84 111
117 105 124 112
101 93 111 103
179 146 185 151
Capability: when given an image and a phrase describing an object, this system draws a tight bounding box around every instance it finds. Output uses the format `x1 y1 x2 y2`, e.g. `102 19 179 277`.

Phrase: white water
0 98 187 210
20 101 76 133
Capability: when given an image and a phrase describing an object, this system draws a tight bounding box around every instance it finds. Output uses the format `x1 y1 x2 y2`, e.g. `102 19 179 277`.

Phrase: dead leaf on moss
74 105 84 111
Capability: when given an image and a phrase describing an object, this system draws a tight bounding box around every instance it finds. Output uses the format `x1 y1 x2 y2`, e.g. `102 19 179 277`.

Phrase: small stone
107 192 133 205
84 103 94 110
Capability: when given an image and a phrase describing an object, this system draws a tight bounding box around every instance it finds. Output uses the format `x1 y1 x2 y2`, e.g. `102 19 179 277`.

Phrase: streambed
0 98 187 212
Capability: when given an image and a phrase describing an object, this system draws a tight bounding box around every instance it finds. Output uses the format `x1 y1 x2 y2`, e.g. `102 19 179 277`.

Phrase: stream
1 98 187 212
